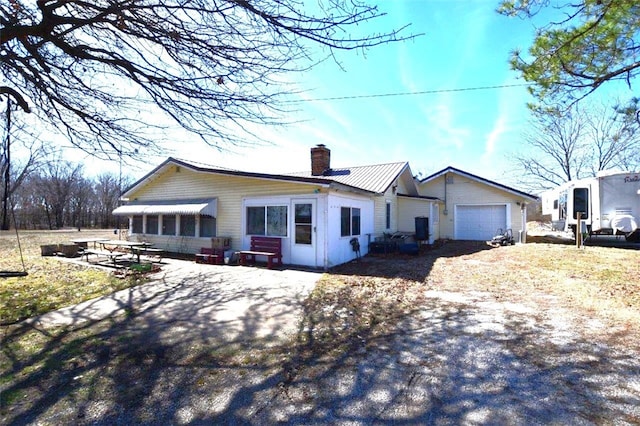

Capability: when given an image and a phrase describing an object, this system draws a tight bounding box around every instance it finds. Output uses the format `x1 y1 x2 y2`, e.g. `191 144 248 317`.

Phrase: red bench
195 247 223 264
238 236 283 269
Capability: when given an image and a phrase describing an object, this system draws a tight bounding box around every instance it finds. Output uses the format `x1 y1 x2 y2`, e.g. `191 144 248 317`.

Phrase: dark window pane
386 202 391 229
180 215 196 236
295 225 312 244
295 204 312 224
573 188 589 219
247 206 265 235
352 208 361 236
200 215 216 237
132 215 143 233
162 215 176 235
341 207 350 237
146 215 158 234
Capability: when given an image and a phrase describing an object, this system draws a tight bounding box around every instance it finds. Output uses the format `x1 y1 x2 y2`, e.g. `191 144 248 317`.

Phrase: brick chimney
310 144 331 176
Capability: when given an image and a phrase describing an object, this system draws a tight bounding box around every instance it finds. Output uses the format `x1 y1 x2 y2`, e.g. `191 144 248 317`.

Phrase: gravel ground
2 241 640 425
249 289 640 424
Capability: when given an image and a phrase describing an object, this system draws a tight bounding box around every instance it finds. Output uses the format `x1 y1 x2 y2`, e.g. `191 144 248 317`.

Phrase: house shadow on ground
329 240 494 281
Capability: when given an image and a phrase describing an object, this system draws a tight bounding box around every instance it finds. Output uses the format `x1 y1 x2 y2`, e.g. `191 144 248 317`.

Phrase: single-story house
113 145 536 268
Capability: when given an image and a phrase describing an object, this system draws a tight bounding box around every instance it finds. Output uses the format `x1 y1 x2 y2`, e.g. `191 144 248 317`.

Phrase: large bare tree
1 0 413 161
515 102 640 191
1 98 49 229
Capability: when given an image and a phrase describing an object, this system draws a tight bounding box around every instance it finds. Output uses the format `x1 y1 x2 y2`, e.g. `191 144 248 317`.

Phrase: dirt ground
2 238 640 425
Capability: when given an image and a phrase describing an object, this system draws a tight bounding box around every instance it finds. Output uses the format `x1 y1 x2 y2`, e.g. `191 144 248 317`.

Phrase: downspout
520 201 527 243
443 173 448 216
323 193 329 270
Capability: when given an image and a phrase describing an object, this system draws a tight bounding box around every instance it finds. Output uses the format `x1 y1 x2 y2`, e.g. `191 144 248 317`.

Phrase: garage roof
419 166 537 201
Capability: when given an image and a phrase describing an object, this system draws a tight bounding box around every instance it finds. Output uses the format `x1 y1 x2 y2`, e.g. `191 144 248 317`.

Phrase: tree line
4 159 132 231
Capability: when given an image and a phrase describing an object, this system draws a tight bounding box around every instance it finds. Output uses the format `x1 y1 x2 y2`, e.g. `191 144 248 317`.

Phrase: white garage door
456 205 507 241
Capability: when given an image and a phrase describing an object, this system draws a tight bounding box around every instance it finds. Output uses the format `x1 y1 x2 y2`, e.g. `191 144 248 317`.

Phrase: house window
146 215 159 234
162 215 176 235
341 207 361 237
247 205 287 236
180 215 196 236
200 215 216 237
385 201 391 229
131 215 143 233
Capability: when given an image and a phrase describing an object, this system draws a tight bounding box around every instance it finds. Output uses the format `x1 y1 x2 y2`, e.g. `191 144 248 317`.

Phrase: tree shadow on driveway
1 264 319 425
239 290 640 424
2 250 639 424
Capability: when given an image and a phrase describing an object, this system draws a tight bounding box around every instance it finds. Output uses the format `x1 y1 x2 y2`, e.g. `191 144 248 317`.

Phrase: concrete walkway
26 259 323 341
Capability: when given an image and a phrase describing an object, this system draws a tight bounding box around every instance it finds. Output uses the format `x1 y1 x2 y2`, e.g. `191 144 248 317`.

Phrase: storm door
290 199 316 266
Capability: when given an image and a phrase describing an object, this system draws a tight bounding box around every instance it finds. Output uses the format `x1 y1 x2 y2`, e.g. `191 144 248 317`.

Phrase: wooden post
576 212 582 248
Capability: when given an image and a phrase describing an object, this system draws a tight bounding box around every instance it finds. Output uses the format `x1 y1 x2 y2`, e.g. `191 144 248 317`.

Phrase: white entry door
290 199 317 267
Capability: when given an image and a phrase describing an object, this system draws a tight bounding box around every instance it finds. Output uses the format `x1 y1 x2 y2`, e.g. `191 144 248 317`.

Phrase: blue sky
189 0 536 184
63 0 633 189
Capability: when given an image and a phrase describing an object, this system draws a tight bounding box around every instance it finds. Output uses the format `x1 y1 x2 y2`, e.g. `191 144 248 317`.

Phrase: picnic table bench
82 249 129 266
238 236 282 269
195 247 224 264
131 247 164 263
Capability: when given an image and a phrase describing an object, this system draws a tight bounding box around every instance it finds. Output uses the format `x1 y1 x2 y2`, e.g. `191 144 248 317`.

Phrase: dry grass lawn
1 229 639 423
322 239 639 326
0 229 143 324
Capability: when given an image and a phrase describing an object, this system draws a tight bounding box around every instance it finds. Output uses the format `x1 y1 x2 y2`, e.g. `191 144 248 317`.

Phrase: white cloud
422 99 471 150
484 114 507 155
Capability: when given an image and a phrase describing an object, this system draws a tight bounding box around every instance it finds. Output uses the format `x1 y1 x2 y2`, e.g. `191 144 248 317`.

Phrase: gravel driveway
251 289 640 424
5 250 640 425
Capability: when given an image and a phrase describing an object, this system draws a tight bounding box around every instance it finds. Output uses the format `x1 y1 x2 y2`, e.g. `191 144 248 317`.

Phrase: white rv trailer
541 171 640 242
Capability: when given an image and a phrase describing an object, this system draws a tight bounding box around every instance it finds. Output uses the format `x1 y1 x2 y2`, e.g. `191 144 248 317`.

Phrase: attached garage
418 167 537 243
455 204 507 241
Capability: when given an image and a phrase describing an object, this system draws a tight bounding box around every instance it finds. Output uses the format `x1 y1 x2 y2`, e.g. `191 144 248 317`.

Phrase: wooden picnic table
99 240 154 263
71 238 109 249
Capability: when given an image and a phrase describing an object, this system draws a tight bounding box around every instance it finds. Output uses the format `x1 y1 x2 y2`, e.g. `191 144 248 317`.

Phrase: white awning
112 199 217 217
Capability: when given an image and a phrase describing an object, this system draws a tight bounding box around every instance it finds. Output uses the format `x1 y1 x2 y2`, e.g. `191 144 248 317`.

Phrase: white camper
541 171 640 242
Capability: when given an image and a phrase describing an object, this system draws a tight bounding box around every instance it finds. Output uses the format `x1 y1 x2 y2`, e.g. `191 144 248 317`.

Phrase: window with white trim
246 205 288 236
146 215 159 234
385 201 391 229
200 215 216 237
132 215 143 233
341 207 361 237
162 215 176 235
180 215 196 236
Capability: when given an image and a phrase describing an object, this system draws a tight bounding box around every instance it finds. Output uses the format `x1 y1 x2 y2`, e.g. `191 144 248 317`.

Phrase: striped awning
112 199 217 217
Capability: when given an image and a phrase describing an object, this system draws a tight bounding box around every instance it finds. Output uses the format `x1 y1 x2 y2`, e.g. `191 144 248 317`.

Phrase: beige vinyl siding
397 198 430 234
371 175 418 235
373 189 395 235
127 166 323 252
418 173 524 241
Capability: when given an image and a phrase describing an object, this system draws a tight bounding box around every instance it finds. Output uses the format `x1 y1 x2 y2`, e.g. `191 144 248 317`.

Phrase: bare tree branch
1 0 416 161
